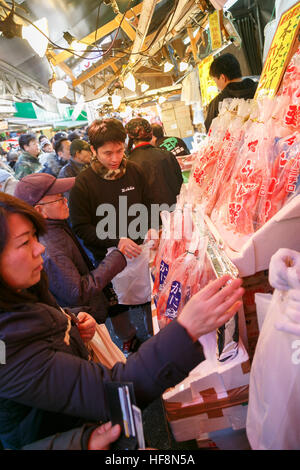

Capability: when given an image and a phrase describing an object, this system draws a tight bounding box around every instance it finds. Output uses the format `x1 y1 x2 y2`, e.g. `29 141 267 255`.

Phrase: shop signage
255 1 300 99
209 10 223 50
198 55 219 107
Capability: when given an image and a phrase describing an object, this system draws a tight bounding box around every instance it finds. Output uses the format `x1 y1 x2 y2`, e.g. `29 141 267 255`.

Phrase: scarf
91 156 127 180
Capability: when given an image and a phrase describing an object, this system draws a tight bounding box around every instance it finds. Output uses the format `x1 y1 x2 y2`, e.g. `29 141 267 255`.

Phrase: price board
209 10 223 51
198 54 219 107
255 2 300 99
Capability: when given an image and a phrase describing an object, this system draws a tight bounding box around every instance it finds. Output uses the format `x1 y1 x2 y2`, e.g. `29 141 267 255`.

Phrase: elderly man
14 173 128 327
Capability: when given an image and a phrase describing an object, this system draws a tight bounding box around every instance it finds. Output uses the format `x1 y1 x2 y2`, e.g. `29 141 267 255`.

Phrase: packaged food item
156 233 209 329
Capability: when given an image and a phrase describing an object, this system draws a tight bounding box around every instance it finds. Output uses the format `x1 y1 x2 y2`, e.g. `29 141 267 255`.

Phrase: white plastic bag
246 289 300 449
109 244 151 305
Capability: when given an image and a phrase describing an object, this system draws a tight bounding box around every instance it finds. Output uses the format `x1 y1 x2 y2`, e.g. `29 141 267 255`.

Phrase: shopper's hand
269 248 300 290
177 275 244 340
88 422 121 450
77 312 96 343
118 238 142 259
275 288 300 336
144 229 159 250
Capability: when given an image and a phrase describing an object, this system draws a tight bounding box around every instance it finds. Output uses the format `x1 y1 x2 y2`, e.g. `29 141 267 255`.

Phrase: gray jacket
39 219 126 322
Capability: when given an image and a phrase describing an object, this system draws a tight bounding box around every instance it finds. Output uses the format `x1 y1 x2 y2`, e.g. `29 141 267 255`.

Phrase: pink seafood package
262 132 300 224
211 98 276 237
156 236 213 329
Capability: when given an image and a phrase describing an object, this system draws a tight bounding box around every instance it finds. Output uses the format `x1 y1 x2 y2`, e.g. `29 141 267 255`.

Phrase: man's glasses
37 197 66 206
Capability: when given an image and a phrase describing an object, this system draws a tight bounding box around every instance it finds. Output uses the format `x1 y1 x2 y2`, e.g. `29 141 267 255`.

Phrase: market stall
149 1 300 447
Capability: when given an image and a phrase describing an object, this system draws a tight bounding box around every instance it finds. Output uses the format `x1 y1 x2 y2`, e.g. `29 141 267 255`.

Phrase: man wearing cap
125 118 183 207
41 138 71 177
14 173 128 324
38 138 55 167
58 139 92 179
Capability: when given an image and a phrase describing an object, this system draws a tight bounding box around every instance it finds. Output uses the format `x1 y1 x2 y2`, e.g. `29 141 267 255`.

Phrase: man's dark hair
54 138 69 154
209 53 242 80
88 119 126 151
18 133 37 151
151 124 164 139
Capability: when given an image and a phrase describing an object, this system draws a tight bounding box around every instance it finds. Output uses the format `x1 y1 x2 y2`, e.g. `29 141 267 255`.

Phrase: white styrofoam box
163 334 249 404
255 293 273 332
209 195 300 277
169 413 231 442
163 377 194 404
223 405 248 431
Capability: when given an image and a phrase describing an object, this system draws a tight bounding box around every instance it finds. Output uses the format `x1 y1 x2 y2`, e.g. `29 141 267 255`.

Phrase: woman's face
0 213 45 290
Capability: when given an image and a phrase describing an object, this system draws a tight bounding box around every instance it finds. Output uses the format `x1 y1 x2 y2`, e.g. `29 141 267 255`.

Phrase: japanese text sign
255 2 300 99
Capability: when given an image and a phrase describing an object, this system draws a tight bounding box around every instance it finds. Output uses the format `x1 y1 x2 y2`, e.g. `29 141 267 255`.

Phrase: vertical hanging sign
209 10 223 50
198 54 219 107
255 1 300 99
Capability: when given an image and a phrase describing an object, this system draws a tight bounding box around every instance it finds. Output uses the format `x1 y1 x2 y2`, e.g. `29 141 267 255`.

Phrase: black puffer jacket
204 78 258 132
0 300 205 449
39 219 126 322
128 143 183 207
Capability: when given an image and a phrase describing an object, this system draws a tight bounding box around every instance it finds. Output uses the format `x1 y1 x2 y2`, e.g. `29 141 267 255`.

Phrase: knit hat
15 173 75 206
125 118 153 141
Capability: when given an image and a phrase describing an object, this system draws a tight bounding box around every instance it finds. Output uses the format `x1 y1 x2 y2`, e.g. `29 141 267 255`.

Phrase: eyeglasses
36 197 66 206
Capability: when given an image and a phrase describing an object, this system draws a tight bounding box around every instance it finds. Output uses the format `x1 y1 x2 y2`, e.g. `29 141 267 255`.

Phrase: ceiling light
51 79 69 99
141 82 149 93
22 17 49 57
63 31 88 56
164 61 174 73
124 72 136 92
179 61 189 72
158 95 166 104
112 94 122 110
183 36 190 45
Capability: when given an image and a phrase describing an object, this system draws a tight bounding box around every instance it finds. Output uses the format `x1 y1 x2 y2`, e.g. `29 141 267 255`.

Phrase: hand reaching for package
275 289 300 336
269 248 300 291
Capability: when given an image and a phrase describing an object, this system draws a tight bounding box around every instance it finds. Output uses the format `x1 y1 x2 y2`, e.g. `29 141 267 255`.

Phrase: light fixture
183 36 190 45
124 72 136 92
22 17 49 57
0 8 48 57
112 94 122 110
141 82 149 93
179 61 189 72
50 77 69 99
63 31 88 56
164 61 174 73
158 95 166 104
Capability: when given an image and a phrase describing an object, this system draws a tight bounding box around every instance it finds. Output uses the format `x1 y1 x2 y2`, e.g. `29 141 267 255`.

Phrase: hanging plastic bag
156 233 209 329
109 243 151 305
246 289 300 449
88 323 126 368
211 98 275 238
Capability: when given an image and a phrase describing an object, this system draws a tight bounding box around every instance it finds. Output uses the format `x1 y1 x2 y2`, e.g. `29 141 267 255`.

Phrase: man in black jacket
204 53 258 132
125 118 183 207
68 119 158 354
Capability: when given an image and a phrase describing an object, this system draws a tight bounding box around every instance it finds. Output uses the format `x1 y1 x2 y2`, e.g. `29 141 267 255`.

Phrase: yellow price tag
198 55 219 107
255 2 300 99
209 10 223 51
